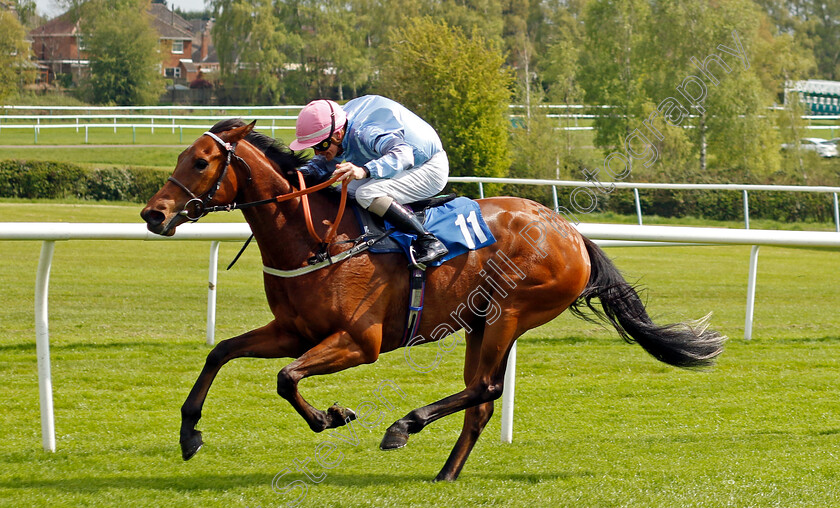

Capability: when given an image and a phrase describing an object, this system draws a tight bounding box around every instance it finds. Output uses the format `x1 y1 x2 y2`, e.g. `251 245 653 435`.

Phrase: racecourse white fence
451 176 840 233
2 221 839 453
4 116 839 139
0 116 298 144
4 105 839 140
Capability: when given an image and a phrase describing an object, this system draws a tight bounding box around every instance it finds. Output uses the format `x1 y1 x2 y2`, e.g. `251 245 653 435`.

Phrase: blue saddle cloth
353 196 496 266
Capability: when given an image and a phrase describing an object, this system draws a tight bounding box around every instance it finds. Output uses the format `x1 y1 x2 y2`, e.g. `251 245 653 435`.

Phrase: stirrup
412 235 448 266
407 246 427 270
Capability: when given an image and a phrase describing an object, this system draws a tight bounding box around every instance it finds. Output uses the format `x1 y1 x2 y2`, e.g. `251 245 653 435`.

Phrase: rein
297 171 348 245
174 131 348 246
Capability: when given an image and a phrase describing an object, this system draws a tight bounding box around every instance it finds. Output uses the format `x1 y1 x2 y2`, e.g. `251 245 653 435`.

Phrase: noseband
169 131 252 221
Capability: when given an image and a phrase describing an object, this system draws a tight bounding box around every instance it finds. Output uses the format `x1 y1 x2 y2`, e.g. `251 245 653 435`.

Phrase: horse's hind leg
180 320 306 460
380 317 518 480
276 329 378 432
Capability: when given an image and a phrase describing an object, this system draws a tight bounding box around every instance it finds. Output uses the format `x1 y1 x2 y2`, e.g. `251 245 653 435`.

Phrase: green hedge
499 181 837 223
595 188 836 223
0 160 168 202
1 159 834 223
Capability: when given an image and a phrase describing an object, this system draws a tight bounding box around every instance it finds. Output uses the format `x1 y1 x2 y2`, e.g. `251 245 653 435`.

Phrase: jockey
290 95 450 265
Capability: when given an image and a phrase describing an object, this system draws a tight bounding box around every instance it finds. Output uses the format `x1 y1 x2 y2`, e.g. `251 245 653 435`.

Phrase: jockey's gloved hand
297 164 333 187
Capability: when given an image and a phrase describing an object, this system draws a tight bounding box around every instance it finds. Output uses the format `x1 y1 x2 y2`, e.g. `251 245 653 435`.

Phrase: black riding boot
381 201 449 265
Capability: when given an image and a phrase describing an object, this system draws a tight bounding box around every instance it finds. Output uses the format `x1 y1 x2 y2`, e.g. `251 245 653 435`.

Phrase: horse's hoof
327 404 356 428
434 471 458 482
180 430 204 461
380 428 409 450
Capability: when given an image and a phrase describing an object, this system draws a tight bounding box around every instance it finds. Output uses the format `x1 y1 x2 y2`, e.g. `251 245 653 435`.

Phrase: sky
34 0 209 19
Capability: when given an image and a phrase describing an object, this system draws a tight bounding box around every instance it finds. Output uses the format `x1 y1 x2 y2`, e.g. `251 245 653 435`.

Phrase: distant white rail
0 120 295 143
450 176 840 233
1 105 305 112
1 222 838 451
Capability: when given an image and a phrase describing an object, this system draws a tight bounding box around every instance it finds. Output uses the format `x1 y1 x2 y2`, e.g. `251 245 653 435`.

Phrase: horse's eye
195 159 209 170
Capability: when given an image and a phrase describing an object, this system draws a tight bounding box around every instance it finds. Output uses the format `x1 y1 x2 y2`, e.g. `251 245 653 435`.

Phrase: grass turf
1 202 839 507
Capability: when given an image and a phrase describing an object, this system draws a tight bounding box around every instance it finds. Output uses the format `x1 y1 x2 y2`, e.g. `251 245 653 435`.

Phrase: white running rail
1 221 838 451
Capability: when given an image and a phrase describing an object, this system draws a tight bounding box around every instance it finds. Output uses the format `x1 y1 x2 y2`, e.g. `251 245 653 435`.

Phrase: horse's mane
209 118 309 181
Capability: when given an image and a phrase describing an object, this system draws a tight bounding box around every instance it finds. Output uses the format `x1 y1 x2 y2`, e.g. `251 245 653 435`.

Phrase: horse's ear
228 120 257 143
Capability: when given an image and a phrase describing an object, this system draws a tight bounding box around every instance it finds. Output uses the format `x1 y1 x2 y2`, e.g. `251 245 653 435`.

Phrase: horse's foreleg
276 329 377 432
180 320 305 460
380 317 518 481
436 329 495 481
436 402 495 480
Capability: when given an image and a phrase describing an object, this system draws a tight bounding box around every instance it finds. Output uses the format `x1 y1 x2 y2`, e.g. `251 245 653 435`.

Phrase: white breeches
349 150 449 209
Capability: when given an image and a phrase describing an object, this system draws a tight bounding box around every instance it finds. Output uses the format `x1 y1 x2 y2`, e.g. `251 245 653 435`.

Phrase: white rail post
500 341 517 443
744 245 760 341
206 241 220 346
633 188 643 225
552 186 559 211
35 240 56 452
833 192 839 233
478 182 485 199
743 190 750 229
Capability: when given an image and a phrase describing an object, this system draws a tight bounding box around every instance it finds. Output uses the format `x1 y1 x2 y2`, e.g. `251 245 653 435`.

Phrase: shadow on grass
768 335 840 344
521 335 618 347
282 469 594 487
0 467 596 494
0 473 268 493
0 341 203 354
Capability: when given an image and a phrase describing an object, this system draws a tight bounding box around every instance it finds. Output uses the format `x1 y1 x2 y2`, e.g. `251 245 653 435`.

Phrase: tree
14 0 39 29
579 0 652 156
212 0 296 104
0 10 33 101
80 0 164 105
376 18 513 194
278 0 368 102
578 0 800 182
503 0 538 112
540 1 587 158
508 96 572 205
757 0 840 80
660 0 784 179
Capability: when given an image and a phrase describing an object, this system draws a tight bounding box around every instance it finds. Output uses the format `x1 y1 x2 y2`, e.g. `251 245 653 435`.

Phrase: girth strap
400 266 427 348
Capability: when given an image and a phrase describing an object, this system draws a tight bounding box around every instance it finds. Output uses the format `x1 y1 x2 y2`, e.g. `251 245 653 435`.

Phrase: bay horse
140 119 726 482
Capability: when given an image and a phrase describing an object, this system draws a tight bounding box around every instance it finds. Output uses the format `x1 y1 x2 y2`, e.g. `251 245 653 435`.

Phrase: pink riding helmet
289 99 347 151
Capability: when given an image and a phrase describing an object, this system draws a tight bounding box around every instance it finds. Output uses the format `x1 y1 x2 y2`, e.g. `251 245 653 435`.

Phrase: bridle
169 131 253 222
168 130 348 245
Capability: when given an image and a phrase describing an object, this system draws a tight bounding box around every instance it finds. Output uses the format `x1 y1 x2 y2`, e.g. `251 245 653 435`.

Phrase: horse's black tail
569 237 726 368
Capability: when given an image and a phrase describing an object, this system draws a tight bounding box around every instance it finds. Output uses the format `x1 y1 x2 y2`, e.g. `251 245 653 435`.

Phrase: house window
165 67 181 78
77 36 86 51
172 40 184 54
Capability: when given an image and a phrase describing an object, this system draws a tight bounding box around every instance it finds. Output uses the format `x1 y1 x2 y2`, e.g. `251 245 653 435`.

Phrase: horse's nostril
142 209 166 227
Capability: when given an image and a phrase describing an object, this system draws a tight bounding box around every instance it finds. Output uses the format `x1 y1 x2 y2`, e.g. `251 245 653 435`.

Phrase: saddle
350 193 458 254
